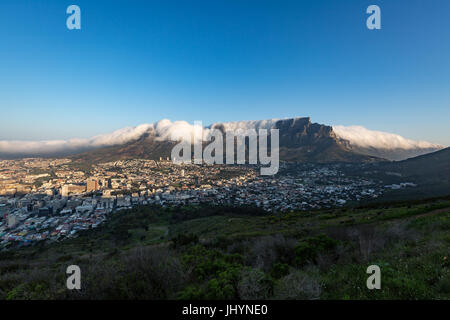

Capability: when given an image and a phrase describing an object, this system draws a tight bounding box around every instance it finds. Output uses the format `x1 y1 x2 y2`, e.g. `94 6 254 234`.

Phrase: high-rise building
0 204 7 215
101 178 111 189
7 214 18 228
86 179 99 193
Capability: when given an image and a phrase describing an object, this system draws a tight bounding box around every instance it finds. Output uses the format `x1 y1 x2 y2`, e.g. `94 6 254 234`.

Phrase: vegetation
0 199 449 300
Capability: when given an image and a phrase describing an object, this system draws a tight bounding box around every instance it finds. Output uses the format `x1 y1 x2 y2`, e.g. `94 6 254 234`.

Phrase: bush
437 275 450 295
270 263 290 279
294 234 338 267
244 235 297 271
273 270 321 300
177 285 204 300
204 267 241 299
322 262 436 299
182 245 243 281
178 245 244 299
238 268 273 300
171 233 199 249
72 246 186 300
178 265 242 300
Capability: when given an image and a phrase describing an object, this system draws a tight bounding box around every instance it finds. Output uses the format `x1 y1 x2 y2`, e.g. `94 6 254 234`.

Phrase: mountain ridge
70 117 379 164
0 117 443 162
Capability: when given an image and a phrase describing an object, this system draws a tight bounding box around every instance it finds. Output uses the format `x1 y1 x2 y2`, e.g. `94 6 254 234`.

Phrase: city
0 158 417 250
0 1 449 304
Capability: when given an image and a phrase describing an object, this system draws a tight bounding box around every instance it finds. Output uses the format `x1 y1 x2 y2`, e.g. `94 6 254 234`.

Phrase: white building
7 214 18 228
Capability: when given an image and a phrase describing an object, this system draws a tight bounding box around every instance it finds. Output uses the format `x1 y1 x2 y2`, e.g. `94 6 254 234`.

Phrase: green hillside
1 200 449 300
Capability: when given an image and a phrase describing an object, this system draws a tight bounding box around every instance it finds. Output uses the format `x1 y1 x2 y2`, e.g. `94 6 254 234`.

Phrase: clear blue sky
0 0 449 144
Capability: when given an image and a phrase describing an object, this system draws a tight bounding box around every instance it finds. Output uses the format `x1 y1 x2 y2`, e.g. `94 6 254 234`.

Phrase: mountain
256 118 376 162
360 147 450 200
386 147 450 182
71 130 178 163
71 117 378 164
0 117 443 163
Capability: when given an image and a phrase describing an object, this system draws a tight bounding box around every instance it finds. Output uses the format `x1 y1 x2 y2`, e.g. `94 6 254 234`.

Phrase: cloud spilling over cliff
0 119 280 156
210 119 280 132
332 125 442 150
0 119 444 160
332 125 444 160
0 124 154 156
0 120 207 156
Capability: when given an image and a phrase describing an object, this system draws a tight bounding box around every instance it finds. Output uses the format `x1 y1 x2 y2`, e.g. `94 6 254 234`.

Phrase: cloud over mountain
333 125 444 160
332 125 442 150
0 124 154 156
0 119 444 161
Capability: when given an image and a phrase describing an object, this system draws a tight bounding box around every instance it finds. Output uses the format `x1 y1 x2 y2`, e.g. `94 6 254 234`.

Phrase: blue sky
0 0 449 145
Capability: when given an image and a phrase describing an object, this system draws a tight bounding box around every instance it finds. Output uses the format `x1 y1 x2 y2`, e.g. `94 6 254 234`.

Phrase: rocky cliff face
71 117 379 164
272 118 378 163
1 117 442 162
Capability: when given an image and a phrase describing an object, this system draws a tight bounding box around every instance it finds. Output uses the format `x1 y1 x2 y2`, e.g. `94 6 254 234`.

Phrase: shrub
178 265 242 300
270 263 290 279
179 245 244 299
204 266 241 299
72 246 186 300
245 235 297 271
273 270 321 300
294 234 338 267
437 275 450 295
238 268 273 300
171 233 199 249
182 245 243 281
177 285 204 300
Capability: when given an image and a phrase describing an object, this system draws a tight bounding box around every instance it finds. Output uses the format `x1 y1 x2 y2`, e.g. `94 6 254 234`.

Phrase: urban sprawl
0 158 417 250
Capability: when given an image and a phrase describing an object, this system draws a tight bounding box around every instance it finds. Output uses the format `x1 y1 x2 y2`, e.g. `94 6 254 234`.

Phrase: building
61 184 86 197
101 178 111 189
0 203 8 215
86 179 99 193
7 214 18 228
38 206 53 217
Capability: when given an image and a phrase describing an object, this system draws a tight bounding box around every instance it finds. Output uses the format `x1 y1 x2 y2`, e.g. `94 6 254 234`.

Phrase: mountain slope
71 132 177 163
72 117 379 164
0 117 442 163
387 147 450 182
365 147 450 200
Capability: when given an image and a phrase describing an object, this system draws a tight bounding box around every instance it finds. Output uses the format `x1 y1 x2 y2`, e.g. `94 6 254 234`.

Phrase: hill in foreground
1 198 449 300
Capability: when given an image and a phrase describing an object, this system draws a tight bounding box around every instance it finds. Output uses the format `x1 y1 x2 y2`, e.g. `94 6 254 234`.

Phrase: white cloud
154 119 206 143
0 120 209 155
0 124 154 155
333 125 443 150
0 120 444 157
210 119 280 132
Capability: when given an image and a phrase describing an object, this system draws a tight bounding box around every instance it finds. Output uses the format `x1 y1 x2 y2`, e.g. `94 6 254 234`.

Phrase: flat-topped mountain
0 117 443 163
70 117 377 163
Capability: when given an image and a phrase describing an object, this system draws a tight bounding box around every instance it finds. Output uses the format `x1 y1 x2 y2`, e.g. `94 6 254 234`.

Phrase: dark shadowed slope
389 147 450 182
